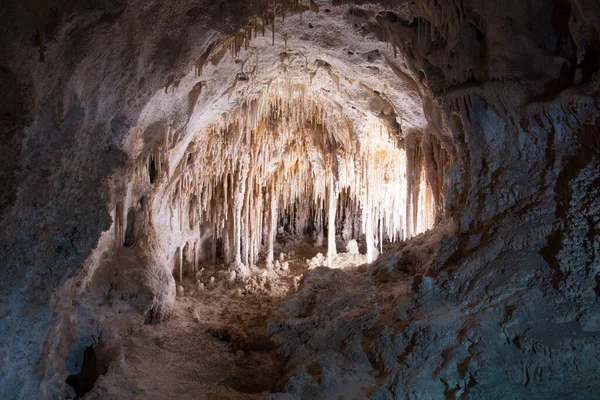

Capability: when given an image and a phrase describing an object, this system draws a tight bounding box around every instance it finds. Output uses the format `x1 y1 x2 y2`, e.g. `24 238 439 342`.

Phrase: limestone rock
1 1 598 399
345 239 359 255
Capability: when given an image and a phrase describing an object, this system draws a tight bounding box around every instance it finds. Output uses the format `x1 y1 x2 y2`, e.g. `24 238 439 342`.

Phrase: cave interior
0 0 599 399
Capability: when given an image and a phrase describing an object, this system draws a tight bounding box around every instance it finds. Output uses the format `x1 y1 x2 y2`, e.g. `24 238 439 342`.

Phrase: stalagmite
222 220 231 264
346 239 359 255
228 271 237 288
315 252 324 265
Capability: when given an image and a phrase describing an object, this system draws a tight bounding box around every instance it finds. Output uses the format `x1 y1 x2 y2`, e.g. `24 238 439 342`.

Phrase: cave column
232 161 249 268
241 177 251 267
327 170 338 268
233 195 243 266
365 207 374 264
266 181 277 269
314 201 324 246
222 171 234 264
223 222 232 264
361 156 375 264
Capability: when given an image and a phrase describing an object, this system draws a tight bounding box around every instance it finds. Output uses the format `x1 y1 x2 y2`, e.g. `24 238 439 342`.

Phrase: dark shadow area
65 345 105 399
123 208 135 247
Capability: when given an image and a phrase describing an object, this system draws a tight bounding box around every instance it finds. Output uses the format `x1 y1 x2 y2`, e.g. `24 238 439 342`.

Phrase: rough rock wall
269 1 600 398
0 0 220 397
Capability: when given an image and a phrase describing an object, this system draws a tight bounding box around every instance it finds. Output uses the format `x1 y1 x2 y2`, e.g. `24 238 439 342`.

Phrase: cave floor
87 240 327 399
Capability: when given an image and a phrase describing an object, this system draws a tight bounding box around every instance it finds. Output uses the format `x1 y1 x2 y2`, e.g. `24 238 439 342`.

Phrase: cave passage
3 0 599 399
133 80 437 280
65 346 105 399
84 12 442 395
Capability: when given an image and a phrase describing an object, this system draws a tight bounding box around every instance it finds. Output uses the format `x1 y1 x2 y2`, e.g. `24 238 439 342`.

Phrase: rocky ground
83 239 369 399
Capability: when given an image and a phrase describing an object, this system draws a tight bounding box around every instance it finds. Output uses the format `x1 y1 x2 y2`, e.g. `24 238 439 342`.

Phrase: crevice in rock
123 208 135 247
541 228 565 290
148 154 157 184
65 345 107 399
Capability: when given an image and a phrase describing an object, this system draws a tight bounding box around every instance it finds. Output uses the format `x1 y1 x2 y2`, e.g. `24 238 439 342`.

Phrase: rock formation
0 0 598 399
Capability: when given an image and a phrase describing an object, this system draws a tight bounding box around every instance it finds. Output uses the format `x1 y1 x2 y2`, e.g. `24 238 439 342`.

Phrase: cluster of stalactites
166 81 435 269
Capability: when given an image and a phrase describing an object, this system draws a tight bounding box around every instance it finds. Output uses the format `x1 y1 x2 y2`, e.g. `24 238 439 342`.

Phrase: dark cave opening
65 346 105 399
123 208 135 247
580 46 599 84
148 155 157 184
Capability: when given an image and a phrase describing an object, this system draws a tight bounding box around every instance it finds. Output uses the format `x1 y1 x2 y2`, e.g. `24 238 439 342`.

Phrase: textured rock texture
268 1 600 398
0 0 598 399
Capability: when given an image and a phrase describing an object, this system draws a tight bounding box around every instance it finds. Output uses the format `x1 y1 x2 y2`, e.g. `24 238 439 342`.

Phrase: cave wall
0 0 221 397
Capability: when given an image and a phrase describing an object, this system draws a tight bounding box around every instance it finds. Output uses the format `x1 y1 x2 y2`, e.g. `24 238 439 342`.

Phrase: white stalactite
163 80 435 268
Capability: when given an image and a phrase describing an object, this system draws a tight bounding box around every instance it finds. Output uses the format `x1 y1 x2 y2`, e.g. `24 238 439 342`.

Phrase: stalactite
165 79 435 269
